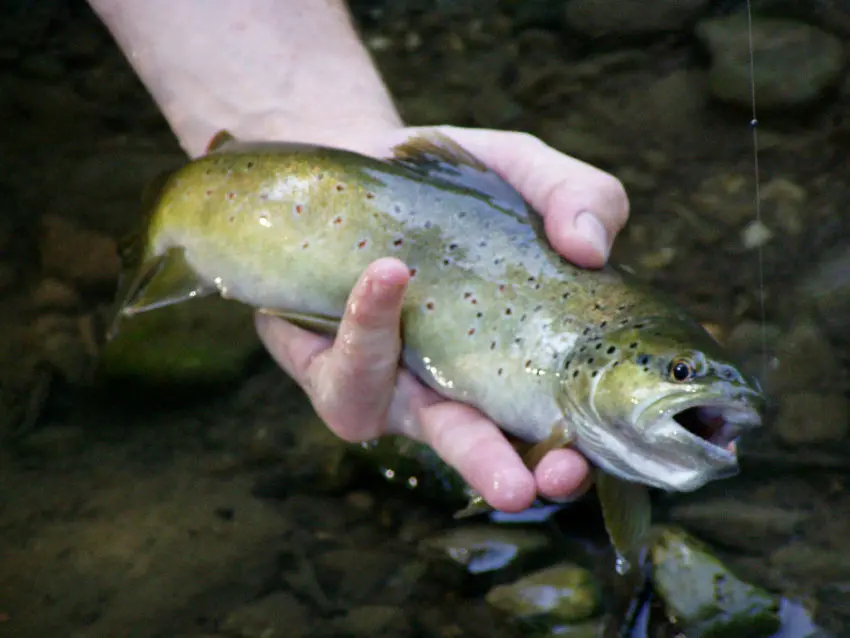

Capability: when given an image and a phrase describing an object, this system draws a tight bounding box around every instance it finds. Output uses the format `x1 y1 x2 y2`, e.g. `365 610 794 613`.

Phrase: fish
109 129 765 567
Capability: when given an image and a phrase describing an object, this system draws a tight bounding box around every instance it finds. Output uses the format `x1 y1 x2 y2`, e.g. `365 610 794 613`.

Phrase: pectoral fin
519 424 575 471
257 308 342 335
595 470 651 575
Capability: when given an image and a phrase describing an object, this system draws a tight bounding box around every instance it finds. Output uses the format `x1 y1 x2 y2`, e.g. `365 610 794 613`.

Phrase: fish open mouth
672 405 759 456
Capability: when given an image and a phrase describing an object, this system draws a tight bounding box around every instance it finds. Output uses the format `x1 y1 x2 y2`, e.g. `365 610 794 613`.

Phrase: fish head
560 316 765 492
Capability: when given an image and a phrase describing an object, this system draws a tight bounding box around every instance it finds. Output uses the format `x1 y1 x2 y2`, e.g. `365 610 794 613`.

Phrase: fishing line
745 0 768 380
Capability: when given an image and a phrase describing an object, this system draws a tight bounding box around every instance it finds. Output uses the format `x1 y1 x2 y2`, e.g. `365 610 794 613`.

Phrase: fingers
400 126 630 268
255 257 412 441
419 402 537 512
533 448 593 502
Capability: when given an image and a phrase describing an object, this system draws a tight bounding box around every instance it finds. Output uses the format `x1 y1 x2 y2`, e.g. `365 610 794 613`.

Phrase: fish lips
640 394 764 488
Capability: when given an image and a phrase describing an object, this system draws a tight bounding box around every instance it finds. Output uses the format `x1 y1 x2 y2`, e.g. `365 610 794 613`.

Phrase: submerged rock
485 563 602 625
419 525 554 591
650 526 781 637
565 0 709 37
696 14 845 109
668 499 810 553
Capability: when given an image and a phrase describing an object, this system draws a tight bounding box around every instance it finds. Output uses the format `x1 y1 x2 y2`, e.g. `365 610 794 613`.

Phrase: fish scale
111 130 765 567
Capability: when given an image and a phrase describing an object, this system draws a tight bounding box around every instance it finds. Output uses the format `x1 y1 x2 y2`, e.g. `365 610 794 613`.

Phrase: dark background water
0 1 848 636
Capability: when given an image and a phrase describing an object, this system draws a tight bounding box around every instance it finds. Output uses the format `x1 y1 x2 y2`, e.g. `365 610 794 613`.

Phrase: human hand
255 125 629 513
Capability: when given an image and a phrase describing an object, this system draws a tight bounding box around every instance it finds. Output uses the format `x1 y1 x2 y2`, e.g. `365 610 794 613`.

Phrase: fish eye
670 358 694 382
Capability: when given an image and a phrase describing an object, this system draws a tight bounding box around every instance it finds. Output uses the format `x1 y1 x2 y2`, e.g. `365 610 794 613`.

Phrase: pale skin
87 0 630 512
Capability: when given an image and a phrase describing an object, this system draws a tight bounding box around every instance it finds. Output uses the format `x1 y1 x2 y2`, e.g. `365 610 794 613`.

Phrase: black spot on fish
228 216 235 223
607 346 616 354
629 342 638 349
520 314 527 322
595 343 602 350
505 308 512 316
459 211 467 218
592 370 598 377
534 304 543 312
582 328 591 336
366 192 375 199
476 312 483 318
301 241 309 249
572 370 579 378
562 292 570 300
636 354 650 365
498 368 504 376
490 341 497 350
335 184 345 192
587 358 595 364
635 323 645 329
565 359 571 369
442 258 451 266
620 319 630 325
514 337 522 344
393 237 404 247
424 221 432 229
449 243 458 250
393 204 402 214
246 161 254 168
479 240 487 248
600 321 607 328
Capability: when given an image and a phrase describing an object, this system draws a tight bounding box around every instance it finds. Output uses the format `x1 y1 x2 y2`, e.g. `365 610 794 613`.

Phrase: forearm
87 0 402 157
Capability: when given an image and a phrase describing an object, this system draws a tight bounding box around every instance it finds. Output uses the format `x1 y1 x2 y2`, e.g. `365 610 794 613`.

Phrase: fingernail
574 211 610 260
368 277 400 303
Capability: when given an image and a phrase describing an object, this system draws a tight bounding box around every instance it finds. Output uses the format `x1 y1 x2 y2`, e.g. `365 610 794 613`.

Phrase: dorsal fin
389 131 532 220
206 129 236 154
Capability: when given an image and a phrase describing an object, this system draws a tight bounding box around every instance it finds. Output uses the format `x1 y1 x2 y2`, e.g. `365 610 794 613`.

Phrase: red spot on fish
365 192 375 199
499 284 506 292
205 189 213 196
471 298 478 305
295 205 303 214
333 216 343 225
468 328 476 335
227 192 235 199
393 238 404 246
357 239 367 249
425 301 435 311
336 184 345 192
409 267 417 277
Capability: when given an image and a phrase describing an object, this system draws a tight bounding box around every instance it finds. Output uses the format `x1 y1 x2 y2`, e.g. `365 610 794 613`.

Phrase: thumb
406 126 630 268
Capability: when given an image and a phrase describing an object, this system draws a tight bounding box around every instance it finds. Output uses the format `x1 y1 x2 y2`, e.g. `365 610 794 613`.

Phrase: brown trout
110 130 764 564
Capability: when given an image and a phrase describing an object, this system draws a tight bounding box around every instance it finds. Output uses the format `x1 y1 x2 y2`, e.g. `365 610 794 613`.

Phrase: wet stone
220 591 312 638
650 526 781 637
419 525 555 592
696 14 845 109
484 563 602 625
